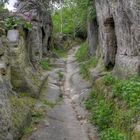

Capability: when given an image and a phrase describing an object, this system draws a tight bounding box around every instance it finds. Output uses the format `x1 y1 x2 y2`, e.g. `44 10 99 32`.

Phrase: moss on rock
10 96 36 139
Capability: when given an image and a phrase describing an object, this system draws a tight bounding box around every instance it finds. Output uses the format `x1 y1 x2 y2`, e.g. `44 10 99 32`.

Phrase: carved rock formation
95 0 140 77
87 18 98 56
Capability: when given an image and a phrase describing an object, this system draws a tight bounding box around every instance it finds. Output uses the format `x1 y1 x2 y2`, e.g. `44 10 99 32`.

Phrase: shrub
75 42 89 62
103 74 117 86
90 99 113 130
113 80 140 107
85 90 113 130
40 59 51 70
85 75 140 140
53 48 68 58
100 128 126 140
4 16 32 31
85 90 97 110
80 57 97 80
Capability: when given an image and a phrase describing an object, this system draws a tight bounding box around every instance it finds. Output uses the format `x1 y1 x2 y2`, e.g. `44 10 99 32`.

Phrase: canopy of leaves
52 0 96 37
0 0 9 19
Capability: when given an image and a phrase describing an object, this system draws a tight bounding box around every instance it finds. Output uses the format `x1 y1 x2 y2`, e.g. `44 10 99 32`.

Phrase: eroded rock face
27 14 52 65
8 36 42 98
87 18 98 56
0 23 50 139
16 1 53 65
95 0 140 77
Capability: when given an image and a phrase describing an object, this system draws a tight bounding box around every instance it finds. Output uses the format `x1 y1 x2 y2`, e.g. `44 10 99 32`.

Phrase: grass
22 107 46 135
75 42 89 62
85 75 140 140
40 59 51 70
75 42 98 80
41 99 56 108
85 89 127 139
57 71 64 79
53 48 68 58
79 57 97 80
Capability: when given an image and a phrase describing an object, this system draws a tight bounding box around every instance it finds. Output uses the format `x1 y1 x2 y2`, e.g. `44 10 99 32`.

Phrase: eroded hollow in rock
0 63 7 76
0 68 7 76
104 17 118 70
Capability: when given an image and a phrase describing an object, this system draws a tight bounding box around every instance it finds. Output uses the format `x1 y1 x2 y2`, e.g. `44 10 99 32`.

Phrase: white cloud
6 0 17 11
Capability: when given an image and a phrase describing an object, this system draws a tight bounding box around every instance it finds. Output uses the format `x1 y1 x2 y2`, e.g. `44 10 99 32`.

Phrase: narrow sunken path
22 46 98 140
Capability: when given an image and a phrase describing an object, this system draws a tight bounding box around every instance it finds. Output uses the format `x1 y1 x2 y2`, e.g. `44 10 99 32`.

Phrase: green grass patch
103 74 117 86
57 71 64 79
100 128 126 140
75 42 97 80
22 107 45 135
80 57 97 80
85 89 127 139
85 75 140 140
53 48 68 58
40 59 51 70
75 42 89 62
41 99 56 108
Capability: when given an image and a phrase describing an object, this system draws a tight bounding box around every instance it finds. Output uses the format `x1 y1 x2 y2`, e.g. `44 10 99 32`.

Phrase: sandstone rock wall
0 9 52 138
87 18 98 56
94 0 140 77
27 13 52 65
0 34 41 140
16 1 53 66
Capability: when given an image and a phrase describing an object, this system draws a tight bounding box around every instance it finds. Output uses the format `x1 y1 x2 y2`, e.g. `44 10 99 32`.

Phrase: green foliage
23 107 45 135
103 75 140 108
10 96 35 129
80 57 97 80
0 3 9 19
85 89 127 139
103 74 117 86
23 21 32 31
85 91 97 110
75 42 89 62
90 100 113 130
4 16 32 31
85 75 140 140
86 90 113 130
41 99 56 108
75 42 97 80
57 71 64 79
53 48 68 58
52 0 96 37
40 59 51 70
52 7 75 35
100 128 126 140
0 0 8 9
112 80 140 107
4 17 20 30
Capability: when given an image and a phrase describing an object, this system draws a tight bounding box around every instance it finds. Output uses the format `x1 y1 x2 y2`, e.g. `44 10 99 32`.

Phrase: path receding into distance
21 46 98 140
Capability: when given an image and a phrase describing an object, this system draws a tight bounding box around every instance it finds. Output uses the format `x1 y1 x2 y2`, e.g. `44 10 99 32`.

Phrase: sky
6 0 17 11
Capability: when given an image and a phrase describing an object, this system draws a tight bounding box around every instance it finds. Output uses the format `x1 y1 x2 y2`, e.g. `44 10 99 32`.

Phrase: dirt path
21 46 98 140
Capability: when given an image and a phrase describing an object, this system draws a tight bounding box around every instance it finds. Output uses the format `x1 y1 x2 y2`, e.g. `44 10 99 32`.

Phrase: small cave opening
104 17 118 70
1 68 7 76
47 36 51 51
41 27 45 42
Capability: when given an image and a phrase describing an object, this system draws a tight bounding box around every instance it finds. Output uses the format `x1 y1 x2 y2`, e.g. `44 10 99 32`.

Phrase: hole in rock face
41 27 45 41
1 68 6 76
138 65 140 76
104 17 118 70
35 52 40 57
104 17 115 27
47 36 51 51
